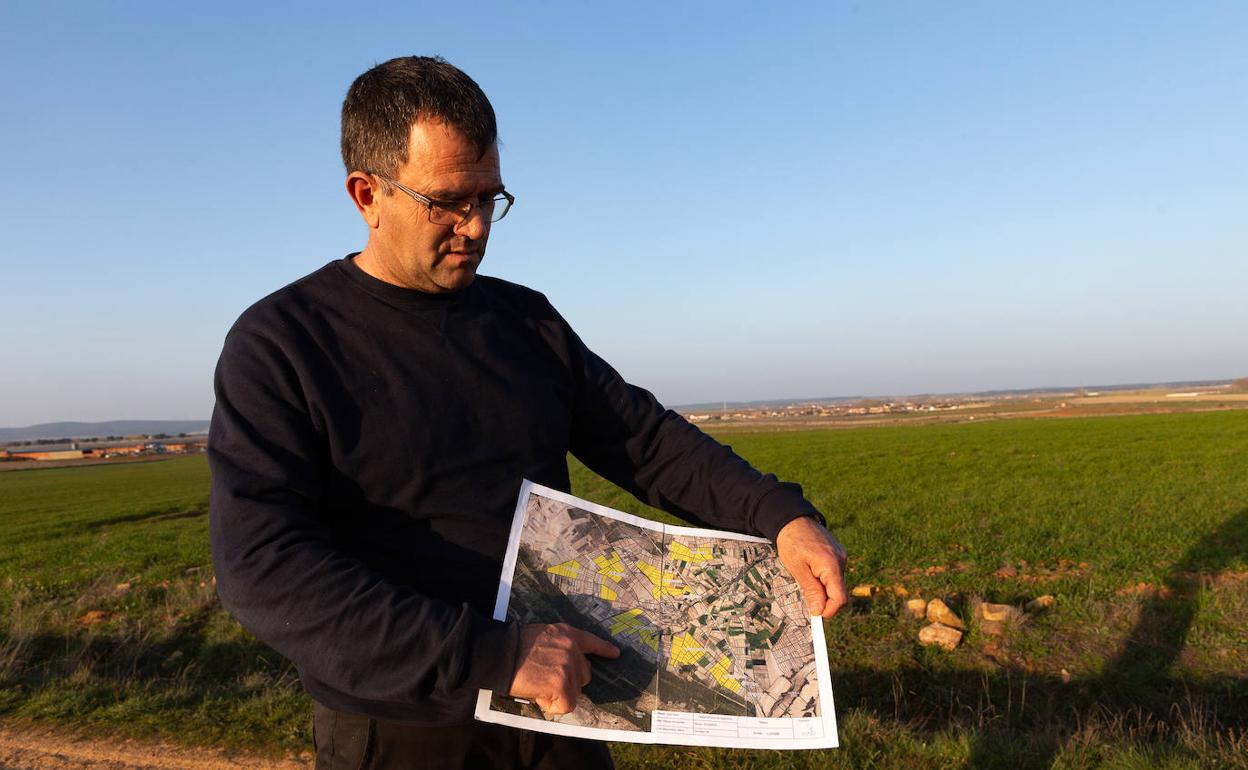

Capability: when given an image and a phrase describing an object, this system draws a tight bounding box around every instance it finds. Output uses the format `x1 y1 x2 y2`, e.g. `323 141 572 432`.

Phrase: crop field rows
1 410 1245 768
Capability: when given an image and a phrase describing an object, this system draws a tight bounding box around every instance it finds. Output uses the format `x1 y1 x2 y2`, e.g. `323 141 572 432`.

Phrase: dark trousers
313 701 615 770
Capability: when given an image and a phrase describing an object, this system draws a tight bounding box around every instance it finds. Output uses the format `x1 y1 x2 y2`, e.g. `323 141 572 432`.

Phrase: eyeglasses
373 174 515 226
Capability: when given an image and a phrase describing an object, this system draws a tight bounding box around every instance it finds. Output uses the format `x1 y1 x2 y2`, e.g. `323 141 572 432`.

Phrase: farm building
1 437 207 461
3 443 85 461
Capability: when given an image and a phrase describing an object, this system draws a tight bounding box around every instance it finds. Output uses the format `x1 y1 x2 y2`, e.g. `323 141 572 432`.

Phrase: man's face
369 120 503 293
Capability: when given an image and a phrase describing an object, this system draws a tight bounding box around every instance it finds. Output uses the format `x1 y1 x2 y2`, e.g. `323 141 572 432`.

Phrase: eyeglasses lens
428 198 509 226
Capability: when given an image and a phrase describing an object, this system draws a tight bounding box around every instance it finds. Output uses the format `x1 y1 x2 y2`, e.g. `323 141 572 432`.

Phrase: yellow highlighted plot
638 560 687 599
669 541 713 562
709 655 742 693
594 551 625 582
638 628 659 651
610 608 644 636
546 559 580 579
599 584 618 601
608 608 659 651
669 632 704 667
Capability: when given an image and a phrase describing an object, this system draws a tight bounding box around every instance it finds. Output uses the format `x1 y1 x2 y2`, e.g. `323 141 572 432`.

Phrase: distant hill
0 420 210 443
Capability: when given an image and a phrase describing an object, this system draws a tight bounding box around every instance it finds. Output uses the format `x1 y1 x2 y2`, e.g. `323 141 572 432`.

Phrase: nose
453 204 490 240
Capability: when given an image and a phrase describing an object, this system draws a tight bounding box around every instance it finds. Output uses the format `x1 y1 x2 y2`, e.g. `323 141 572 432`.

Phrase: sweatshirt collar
336 253 473 314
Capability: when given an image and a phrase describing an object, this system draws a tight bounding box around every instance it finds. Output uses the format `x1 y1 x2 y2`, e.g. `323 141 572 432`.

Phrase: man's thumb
797 572 826 615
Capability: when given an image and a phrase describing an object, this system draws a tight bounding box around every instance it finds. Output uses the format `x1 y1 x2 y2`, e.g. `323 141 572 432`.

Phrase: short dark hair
340 56 497 176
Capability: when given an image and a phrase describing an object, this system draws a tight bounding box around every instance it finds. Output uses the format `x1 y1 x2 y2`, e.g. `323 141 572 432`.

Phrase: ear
346 172 382 228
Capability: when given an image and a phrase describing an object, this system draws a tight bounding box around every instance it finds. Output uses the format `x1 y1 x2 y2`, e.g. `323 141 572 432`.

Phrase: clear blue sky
1 2 1244 426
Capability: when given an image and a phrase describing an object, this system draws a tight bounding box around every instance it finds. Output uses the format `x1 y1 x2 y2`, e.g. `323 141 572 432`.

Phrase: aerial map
474 482 838 750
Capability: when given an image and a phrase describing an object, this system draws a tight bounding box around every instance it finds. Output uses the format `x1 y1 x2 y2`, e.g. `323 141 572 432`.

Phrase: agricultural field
0 410 1245 768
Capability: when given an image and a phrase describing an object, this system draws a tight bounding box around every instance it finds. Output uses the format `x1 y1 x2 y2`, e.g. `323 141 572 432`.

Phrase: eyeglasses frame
372 173 515 226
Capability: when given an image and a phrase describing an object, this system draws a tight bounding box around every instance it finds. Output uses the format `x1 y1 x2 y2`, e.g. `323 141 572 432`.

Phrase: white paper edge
810 616 840 747
488 478 536 623
475 481 839 750
520 481 770 545
474 693 661 744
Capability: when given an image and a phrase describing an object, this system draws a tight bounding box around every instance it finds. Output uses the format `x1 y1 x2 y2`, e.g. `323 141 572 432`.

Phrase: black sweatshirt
208 255 823 724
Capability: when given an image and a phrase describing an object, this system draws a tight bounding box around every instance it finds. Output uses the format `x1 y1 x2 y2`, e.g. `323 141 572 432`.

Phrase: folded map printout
474 481 839 750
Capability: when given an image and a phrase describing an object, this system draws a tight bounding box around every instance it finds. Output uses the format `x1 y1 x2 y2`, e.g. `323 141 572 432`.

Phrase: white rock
918 623 963 651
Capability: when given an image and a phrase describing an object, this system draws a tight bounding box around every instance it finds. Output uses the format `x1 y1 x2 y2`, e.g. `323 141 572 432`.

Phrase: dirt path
0 724 308 770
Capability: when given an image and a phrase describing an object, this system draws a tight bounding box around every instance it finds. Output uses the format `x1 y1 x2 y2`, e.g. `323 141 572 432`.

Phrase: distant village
680 380 1248 426
683 398 984 424
0 434 208 463
2 380 1242 460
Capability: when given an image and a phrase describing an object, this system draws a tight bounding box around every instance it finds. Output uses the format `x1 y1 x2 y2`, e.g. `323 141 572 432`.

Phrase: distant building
1 436 206 461
5 443 85 461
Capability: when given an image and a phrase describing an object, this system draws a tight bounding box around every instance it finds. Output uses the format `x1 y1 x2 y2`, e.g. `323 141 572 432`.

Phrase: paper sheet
474 481 839 750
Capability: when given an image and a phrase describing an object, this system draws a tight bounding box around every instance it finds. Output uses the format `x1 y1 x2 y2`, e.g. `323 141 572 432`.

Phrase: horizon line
4 376 1242 432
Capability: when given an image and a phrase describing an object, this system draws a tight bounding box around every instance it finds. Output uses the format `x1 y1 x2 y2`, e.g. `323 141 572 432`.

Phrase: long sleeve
208 323 519 719
561 321 823 541
206 258 823 723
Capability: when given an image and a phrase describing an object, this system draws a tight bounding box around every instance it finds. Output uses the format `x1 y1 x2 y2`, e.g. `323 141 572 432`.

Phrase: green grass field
1 411 1245 768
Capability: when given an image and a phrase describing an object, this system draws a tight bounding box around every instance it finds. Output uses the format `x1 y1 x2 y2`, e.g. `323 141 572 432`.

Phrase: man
209 56 847 770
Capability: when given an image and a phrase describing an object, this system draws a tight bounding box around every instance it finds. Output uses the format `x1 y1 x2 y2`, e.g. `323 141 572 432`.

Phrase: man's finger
575 649 592 687
796 570 828 615
814 548 849 613
540 694 574 716
818 568 848 619
572 629 620 659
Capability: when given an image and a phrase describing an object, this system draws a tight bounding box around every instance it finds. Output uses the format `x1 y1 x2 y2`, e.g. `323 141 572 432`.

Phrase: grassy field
1 410 1245 768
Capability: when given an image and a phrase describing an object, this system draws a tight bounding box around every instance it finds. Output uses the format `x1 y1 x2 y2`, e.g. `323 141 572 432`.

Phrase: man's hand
776 515 849 619
508 623 620 715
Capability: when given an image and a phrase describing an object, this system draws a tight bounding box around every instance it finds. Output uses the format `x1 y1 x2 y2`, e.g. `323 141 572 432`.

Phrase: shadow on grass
833 508 1248 768
83 505 208 531
0 602 297 721
3 506 208 551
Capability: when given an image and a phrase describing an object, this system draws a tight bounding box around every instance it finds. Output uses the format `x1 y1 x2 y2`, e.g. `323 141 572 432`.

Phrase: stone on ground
903 598 928 619
926 598 965 630
980 602 1023 623
1026 594 1056 613
918 623 963 651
